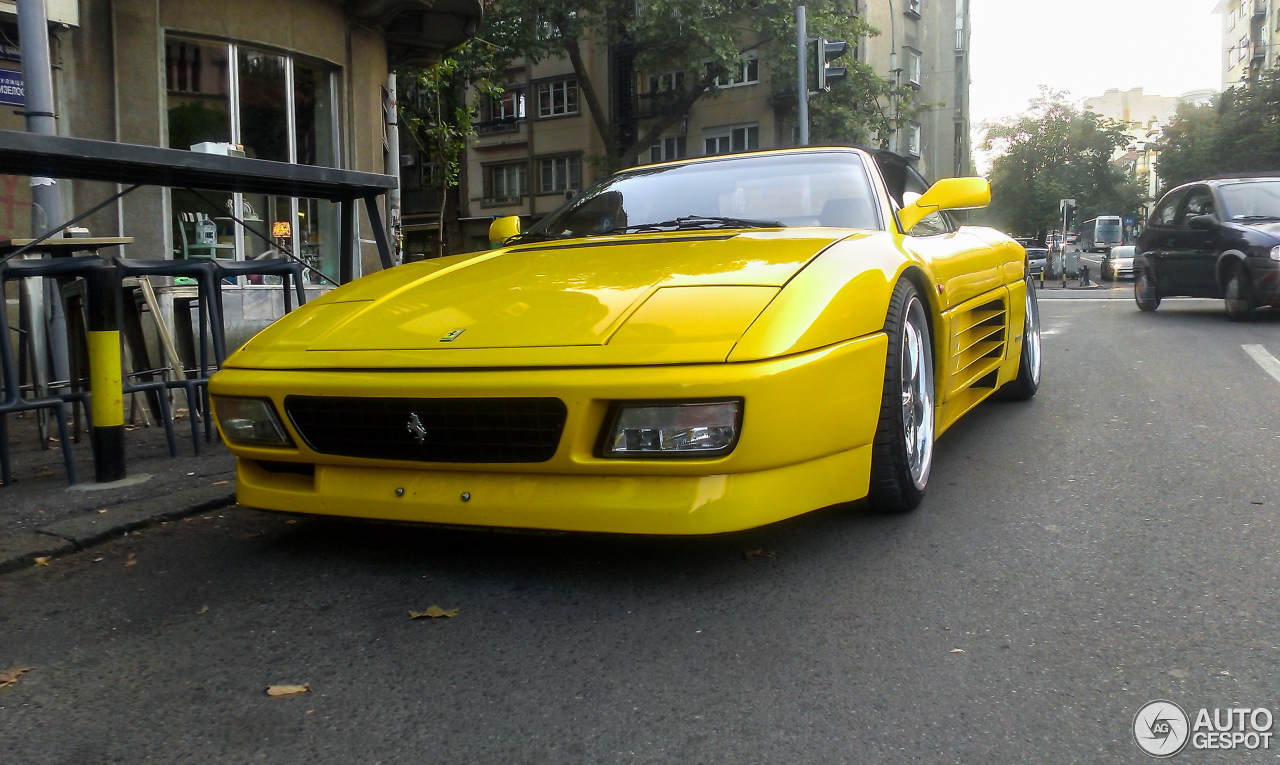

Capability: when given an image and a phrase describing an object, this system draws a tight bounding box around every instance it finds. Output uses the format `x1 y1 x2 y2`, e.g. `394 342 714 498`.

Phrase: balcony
636 91 686 120
1252 0 1267 18
1251 44 1266 65
475 117 525 136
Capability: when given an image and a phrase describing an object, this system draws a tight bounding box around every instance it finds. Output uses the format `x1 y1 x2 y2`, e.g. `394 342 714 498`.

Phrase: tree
979 89 1143 238
1158 69 1280 190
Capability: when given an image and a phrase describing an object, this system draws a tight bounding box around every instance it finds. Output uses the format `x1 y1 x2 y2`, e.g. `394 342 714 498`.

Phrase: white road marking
1243 345 1280 385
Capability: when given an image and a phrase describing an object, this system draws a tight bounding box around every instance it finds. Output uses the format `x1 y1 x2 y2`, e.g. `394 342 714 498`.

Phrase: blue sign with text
1124 216 1135 226
0 69 23 106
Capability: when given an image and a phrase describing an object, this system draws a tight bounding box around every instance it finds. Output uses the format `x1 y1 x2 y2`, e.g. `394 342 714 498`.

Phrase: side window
1177 187 1216 224
909 211 951 237
1151 191 1185 227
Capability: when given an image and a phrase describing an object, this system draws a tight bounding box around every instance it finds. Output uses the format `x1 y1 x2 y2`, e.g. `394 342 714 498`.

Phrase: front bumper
211 333 889 535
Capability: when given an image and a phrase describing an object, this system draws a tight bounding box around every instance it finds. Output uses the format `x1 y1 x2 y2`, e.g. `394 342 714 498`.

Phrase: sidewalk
1035 277 1132 299
0 416 236 573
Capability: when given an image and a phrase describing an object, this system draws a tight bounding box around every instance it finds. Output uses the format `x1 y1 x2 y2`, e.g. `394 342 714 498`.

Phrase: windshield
1110 246 1136 258
523 152 880 240
1096 219 1122 242
1219 181 1280 221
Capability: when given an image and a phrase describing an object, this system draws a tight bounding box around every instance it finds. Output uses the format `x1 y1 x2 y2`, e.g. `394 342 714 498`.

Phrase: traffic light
809 38 850 93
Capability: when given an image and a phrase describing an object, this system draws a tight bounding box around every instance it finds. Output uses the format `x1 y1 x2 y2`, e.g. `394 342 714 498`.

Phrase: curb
0 484 236 574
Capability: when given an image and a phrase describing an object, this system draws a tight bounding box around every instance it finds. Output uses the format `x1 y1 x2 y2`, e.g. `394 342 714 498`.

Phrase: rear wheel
868 279 934 514
1000 277 1042 401
1135 267 1161 311
1224 261 1258 322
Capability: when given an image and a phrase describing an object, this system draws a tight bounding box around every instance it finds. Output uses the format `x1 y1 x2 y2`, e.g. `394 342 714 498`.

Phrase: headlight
1271 245 1280 262
212 396 293 447
602 400 742 458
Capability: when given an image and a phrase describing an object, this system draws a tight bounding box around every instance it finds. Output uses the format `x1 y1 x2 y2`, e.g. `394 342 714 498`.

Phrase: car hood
228 229 863 369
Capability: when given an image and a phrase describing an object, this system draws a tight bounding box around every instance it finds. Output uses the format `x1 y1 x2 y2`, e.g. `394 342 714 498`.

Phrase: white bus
1078 216 1123 252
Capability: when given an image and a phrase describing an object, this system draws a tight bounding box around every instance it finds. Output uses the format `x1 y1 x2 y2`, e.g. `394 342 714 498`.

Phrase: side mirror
1188 214 1218 231
488 215 522 245
899 177 991 232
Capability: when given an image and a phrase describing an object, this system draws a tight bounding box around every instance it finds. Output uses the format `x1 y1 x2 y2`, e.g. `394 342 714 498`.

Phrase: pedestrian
1080 261 1090 287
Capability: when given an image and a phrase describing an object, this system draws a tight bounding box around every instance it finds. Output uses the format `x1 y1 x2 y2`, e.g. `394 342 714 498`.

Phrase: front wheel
868 279 935 514
1135 267 1161 311
1000 277 1042 401
1224 261 1258 322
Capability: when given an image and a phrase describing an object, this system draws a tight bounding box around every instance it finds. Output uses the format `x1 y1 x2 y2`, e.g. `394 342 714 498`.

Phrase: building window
906 48 922 87
538 79 579 117
539 156 582 194
648 71 685 93
907 123 922 157
165 37 340 287
906 0 922 18
486 163 528 203
480 88 526 133
704 124 759 155
649 136 687 163
707 57 759 88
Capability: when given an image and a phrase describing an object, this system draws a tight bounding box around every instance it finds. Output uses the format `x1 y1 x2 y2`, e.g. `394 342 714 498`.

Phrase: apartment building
433 1 972 250
860 0 973 181
1215 0 1280 90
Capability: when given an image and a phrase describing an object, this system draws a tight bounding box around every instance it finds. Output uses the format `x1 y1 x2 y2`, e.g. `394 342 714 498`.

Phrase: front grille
284 396 567 463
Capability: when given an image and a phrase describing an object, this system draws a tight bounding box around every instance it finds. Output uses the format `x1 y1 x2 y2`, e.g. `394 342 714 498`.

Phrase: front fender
728 233 915 362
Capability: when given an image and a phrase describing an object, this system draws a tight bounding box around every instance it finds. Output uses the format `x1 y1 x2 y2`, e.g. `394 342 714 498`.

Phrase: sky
969 0 1223 170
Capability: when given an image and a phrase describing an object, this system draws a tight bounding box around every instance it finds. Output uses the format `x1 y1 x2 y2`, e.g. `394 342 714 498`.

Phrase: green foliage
980 89 1143 237
1158 69 1280 190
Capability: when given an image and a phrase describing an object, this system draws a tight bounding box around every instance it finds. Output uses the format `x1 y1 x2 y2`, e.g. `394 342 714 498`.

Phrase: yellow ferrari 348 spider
210 147 1041 534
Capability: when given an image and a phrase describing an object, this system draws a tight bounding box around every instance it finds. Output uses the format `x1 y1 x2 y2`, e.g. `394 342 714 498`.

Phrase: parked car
210 147 1043 534
1015 237 1048 275
1135 178 1280 320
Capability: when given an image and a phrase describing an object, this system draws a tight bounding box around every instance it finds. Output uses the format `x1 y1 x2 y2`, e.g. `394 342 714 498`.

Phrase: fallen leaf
242 532 263 539
744 548 776 562
124 559 137 567
285 519 297 525
0 666 32 687
35 470 55 478
33 557 50 567
950 648 966 654
410 606 459 620
212 480 229 486
197 605 209 615
98 509 108 514
266 684 310 697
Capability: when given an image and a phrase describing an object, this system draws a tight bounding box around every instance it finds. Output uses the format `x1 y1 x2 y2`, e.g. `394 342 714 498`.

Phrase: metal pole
797 5 808 146
86 263 126 483
16 0 64 438
385 73 401 265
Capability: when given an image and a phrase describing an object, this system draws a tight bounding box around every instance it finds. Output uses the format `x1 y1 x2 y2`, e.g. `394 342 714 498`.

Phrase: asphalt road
3 297 1280 763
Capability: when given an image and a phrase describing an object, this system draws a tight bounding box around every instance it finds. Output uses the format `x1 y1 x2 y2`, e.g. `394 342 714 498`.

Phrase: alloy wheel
900 297 935 490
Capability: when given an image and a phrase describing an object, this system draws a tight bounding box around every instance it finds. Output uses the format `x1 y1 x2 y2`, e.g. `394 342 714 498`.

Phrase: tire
1103 262 1113 281
1224 261 1258 322
1135 267 1161 311
868 279 935 514
1000 276 1042 401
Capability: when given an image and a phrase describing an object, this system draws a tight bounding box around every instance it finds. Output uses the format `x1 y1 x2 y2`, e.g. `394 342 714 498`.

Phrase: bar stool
113 258 222 453
0 261 86 485
213 257 308 319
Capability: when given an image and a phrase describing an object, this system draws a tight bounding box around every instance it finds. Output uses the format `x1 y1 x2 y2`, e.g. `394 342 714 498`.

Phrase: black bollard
85 264 125 482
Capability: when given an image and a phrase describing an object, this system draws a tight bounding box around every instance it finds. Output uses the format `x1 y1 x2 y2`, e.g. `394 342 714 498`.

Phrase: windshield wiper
621 215 783 233
505 231 572 245
1232 215 1280 222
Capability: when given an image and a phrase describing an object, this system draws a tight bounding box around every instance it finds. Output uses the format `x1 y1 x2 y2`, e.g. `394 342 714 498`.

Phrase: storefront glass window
165 39 231 150
165 36 341 286
294 62 336 167
237 49 288 163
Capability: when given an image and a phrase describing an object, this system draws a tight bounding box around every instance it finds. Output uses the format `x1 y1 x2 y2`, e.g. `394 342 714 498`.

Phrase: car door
1169 186 1220 296
1140 189 1187 296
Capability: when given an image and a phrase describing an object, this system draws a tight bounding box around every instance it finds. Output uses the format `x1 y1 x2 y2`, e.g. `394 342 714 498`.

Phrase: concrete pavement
2 299 1279 762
